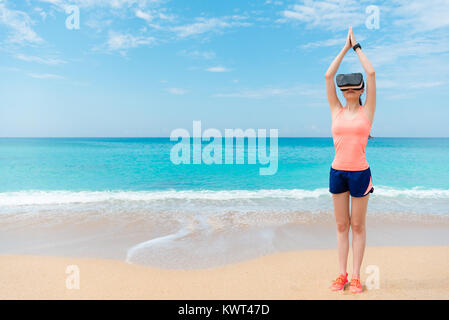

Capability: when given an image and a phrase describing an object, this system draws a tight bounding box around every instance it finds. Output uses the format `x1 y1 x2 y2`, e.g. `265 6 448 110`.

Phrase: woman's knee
336 221 350 233
351 221 365 234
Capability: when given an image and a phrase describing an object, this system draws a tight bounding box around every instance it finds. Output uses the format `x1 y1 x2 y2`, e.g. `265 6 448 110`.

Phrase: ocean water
1 137 449 268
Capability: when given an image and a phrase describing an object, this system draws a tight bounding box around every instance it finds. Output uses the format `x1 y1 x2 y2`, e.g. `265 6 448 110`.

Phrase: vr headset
336 73 364 91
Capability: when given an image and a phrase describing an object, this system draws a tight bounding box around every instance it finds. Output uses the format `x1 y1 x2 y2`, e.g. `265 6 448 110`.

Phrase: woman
325 27 376 294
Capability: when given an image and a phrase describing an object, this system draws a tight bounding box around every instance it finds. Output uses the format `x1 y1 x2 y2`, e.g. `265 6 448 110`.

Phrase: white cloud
33 2 249 54
38 0 173 53
301 35 365 49
158 11 175 21
106 31 156 51
135 9 153 22
279 0 365 30
85 16 113 32
370 52 449 91
410 81 445 89
178 49 216 59
15 54 66 65
34 7 48 21
39 0 159 10
301 37 346 49
377 79 445 90
166 87 187 95
265 0 284 5
279 0 449 34
0 3 43 44
214 84 322 98
206 66 230 72
347 36 449 68
375 79 399 89
28 73 64 79
135 7 174 23
392 0 449 32
171 16 251 38
39 0 171 33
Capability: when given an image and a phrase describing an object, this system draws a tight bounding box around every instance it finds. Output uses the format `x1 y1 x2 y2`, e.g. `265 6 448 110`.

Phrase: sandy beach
1 246 448 300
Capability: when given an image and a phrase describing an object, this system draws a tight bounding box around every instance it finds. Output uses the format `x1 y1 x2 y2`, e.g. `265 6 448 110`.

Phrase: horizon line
1 136 449 139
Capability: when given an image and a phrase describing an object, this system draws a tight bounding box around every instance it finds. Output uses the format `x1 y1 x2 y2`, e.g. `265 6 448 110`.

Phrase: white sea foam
373 186 449 198
0 189 329 206
1 186 449 207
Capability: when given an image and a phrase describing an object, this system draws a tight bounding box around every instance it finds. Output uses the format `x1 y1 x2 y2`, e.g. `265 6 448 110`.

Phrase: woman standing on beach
325 27 376 294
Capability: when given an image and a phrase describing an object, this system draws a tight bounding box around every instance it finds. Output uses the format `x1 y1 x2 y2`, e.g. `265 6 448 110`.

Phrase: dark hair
359 83 363 106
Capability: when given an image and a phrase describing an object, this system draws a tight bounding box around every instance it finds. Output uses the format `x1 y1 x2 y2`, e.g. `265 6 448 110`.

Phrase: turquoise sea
1 137 449 268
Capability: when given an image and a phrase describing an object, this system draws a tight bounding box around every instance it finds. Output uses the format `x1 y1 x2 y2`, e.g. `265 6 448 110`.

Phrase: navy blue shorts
329 167 374 197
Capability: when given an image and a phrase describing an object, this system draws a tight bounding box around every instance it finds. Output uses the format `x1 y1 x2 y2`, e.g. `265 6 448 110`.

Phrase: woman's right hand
344 26 352 51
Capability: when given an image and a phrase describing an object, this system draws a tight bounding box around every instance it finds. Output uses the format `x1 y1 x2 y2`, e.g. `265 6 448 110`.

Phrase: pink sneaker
330 273 348 291
350 276 363 293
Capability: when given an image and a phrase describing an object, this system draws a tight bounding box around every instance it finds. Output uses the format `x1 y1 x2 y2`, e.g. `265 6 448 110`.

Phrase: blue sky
0 0 448 137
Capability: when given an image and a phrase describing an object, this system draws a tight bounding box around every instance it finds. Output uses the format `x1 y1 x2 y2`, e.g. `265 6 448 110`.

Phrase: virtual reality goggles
336 73 364 91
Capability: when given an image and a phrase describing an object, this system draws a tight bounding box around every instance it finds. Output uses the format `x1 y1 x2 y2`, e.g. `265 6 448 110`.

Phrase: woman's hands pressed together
344 27 353 51
349 26 357 48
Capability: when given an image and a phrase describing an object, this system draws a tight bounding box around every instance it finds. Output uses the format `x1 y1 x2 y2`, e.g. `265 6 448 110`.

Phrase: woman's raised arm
350 28 376 123
325 28 352 117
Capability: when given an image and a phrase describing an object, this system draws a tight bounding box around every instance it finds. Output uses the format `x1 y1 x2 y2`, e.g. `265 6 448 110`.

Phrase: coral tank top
331 106 371 171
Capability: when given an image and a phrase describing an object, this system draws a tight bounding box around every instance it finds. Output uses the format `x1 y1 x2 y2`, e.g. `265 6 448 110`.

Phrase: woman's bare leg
332 191 350 275
350 194 370 277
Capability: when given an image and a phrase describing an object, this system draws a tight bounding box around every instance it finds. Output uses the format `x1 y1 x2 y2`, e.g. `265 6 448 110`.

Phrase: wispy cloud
15 54 66 65
0 3 43 44
206 66 230 72
344 36 449 68
38 0 160 10
40 0 172 32
170 16 251 38
301 37 347 49
166 87 188 95
278 0 365 30
213 84 322 98
392 0 449 32
26 2 251 56
135 9 153 22
178 49 216 60
280 0 449 34
106 31 156 52
34 7 48 21
410 81 445 89
301 35 366 49
265 0 284 5
135 7 175 23
28 73 64 79
377 79 445 90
